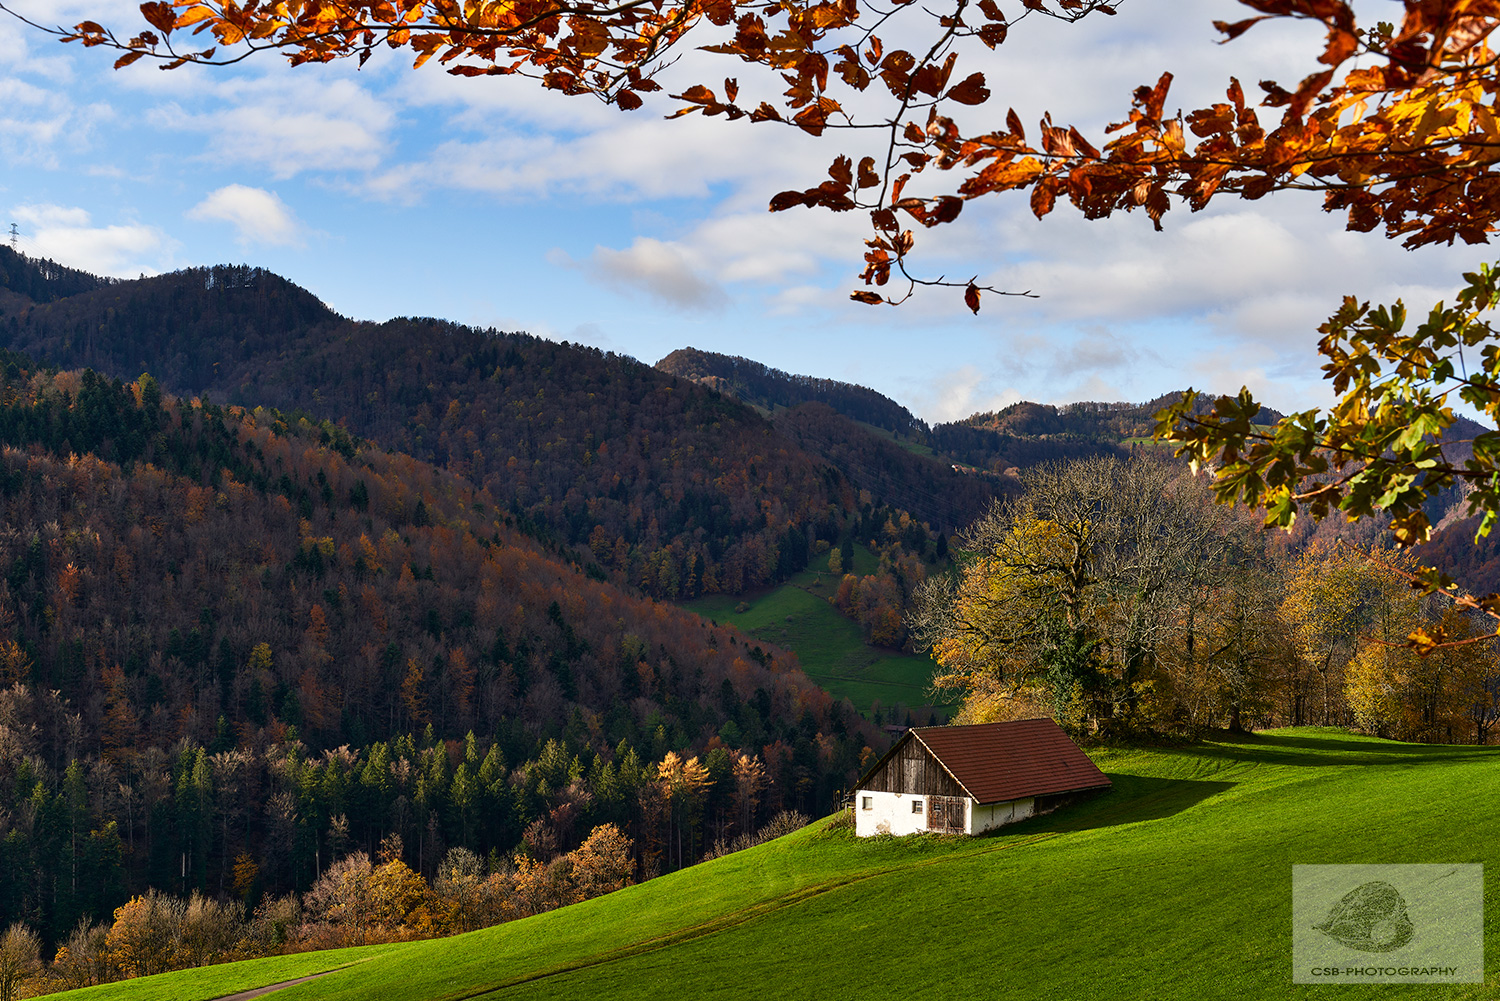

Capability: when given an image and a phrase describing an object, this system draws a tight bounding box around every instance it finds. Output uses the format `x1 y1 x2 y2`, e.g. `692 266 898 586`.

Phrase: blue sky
0 0 1488 424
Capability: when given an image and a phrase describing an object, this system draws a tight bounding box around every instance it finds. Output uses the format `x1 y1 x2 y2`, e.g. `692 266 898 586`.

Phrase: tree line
914 456 1500 743
0 703 819 997
0 685 829 964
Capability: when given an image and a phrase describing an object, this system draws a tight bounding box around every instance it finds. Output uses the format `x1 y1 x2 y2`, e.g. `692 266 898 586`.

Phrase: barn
853 718 1111 837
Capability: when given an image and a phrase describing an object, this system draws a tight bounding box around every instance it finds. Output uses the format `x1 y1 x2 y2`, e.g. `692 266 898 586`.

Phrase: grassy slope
851 419 938 458
682 548 953 717
64 730 1500 1001
52 946 390 1001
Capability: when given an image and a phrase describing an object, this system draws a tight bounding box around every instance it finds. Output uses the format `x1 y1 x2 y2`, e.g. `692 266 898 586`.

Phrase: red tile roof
907 718 1111 804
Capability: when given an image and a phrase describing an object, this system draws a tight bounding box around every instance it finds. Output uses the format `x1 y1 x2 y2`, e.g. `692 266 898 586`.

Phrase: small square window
912 800 923 814
861 796 872 811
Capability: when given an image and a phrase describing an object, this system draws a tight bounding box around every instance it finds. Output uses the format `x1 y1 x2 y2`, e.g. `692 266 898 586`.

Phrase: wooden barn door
927 796 965 834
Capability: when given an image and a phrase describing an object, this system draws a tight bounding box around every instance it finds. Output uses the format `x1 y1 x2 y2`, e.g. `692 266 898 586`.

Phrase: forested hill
0 357 881 937
0 358 852 756
0 250 1302 598
773 403 1003 532
0 249 117 304
0 252 874 600
656 347 927 437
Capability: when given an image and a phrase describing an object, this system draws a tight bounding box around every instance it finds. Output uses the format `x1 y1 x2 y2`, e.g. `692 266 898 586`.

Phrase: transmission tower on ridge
6 223 16 250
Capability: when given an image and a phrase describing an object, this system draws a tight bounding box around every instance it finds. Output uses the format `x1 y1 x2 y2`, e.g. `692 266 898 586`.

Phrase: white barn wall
969 797 1034 834
854 791 1039 837
855 790 933 837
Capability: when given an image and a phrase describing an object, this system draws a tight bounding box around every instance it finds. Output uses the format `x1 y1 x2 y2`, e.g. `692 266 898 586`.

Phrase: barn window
911 800 923 814
861 796 871 810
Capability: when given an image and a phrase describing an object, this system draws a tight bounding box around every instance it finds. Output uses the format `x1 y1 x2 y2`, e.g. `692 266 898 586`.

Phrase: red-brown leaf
964 283 981 314
1006 107 1024 140
139 1 175 35
1212 16 1271 42
946 72 989 106
929 196 963 224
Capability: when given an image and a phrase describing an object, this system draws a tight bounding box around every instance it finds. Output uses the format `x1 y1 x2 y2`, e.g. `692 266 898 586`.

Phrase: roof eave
971 778 1113 806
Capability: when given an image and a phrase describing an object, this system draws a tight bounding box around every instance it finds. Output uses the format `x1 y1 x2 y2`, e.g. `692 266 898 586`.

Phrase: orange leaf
850 290 885 305
114 50 148 69
1142 71 1173 119
175 5 218 29
1030 178 1056 218
793 105 827 136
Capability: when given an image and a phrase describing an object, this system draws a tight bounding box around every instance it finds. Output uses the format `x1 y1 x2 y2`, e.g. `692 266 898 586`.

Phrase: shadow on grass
1191 729 1500 768
951 774 1235 846
1044 774 1234 833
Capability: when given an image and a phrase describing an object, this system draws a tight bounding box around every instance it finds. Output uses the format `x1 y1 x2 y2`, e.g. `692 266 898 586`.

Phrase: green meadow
682 555 955 718
59 729 1499 1000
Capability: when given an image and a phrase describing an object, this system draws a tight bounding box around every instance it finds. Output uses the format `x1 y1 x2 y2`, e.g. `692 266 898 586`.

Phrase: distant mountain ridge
656 347 928 437
14 248 1495 594
0 251 996 613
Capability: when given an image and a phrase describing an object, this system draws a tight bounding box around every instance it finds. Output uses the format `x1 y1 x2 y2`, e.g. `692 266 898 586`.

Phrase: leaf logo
1314 880 1416 953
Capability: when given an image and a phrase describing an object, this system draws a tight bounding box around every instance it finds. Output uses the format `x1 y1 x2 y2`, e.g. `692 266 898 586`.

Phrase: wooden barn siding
862 738 966 798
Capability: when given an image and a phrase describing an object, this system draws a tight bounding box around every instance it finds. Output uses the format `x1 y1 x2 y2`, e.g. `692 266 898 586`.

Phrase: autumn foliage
21 2 1500 308
916 457 1500 741
0 259 974 605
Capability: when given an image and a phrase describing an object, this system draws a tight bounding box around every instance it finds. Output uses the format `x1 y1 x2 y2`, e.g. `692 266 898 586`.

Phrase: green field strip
51 950 392 1001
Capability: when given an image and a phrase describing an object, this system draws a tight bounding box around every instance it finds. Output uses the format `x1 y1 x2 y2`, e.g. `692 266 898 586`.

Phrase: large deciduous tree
911 455 1270 735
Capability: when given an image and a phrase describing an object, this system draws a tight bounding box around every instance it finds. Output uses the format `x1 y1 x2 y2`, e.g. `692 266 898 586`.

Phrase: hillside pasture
55 729 1499 1001
683 562 954 719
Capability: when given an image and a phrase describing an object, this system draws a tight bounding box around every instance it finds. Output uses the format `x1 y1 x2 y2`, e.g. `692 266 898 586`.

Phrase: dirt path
214 970 338 1001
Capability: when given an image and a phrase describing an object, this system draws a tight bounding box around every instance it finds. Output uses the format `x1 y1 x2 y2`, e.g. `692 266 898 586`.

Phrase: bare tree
0 923 39 1001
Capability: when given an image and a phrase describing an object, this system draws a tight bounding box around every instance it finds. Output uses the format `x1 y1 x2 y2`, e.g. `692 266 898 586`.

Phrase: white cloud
14 204 89 228
187 184 305 246
151 76 394 177
566 238 729 311
912 364 1022 423
11 203 173 276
